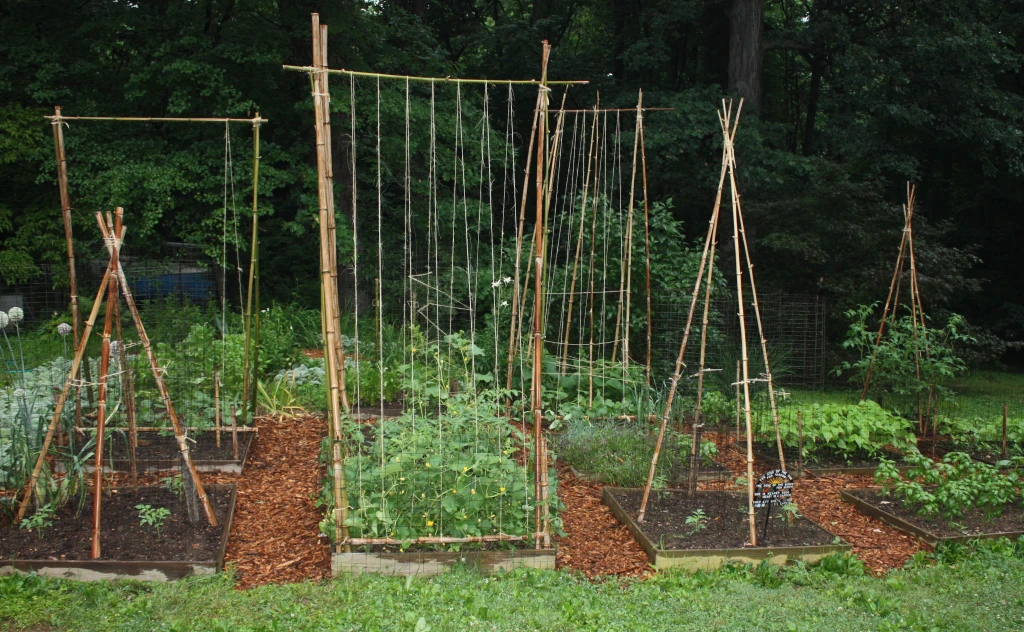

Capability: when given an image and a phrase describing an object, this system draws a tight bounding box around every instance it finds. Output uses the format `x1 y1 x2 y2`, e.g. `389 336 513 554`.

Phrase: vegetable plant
685 509 708 534
136 504 172 538
19 504 55 539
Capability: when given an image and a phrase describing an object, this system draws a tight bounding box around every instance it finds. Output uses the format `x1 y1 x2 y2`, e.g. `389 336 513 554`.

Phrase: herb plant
19 504 55 539
685 509 708 534
136 504 172 538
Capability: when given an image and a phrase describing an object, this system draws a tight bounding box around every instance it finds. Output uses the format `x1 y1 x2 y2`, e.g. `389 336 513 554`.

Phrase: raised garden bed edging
0 484 236 582
840 489 1024 546
332 547 555 576
602 487 851 571
568 466 728 485
62 430 256 474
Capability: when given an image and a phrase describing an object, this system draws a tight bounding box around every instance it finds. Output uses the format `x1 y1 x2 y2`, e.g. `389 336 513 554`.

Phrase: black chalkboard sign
753 469 794 543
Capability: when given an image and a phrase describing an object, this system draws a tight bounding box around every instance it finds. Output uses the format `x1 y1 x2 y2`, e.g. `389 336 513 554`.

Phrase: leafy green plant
19 504 55 539
685 509 708 534
875 451 1022 520
162 474 184 498
136 504 172 538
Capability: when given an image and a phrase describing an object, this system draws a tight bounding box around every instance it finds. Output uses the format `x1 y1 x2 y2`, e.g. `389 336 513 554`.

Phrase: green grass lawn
2 542 1024 631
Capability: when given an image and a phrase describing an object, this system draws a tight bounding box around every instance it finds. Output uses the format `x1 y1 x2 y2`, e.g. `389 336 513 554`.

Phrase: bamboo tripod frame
17 209 218 533
860 184 932 429
636 100 784 547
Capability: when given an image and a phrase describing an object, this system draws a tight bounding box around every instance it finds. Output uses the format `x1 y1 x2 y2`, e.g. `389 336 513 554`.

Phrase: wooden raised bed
603 487 850 571
840 489 1024 546
332 547 555 576
0 484 236 582
66 430 256 474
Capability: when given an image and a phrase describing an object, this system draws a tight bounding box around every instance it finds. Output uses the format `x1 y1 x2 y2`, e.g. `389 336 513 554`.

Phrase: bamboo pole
282 65 585 85
694 188 721 429
214 368 222 448
531 41 551 549
797 410 804 478
44 116 268 124
504 92 541 398
559 105 600 375
584 127 601 406
621 91 642 370
636 103 736 523
50 106 86 430
242 114 262 424
721 101 759 546
96 211 218 526
113 290 137 489
310 15 350 551
736 360 742 442
640 108 653 386
231 404 239 461
726 131 785 471
17 264 113 522
538 90 569 339
91 211 119 559
76 426 257 433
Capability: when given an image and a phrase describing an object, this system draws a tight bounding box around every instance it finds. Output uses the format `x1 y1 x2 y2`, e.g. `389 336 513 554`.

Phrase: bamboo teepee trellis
17 209 218 540
636 99 784 547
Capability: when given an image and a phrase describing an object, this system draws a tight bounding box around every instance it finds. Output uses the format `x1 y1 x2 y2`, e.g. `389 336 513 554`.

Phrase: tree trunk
728 0 764 115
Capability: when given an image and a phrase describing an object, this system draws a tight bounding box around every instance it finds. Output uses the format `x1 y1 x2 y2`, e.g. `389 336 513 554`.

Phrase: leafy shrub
758 400 916 462
876 451 1022 519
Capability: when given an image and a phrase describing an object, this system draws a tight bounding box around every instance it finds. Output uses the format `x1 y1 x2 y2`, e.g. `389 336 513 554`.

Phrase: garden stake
96 211 218 526
214 368 222 448
91 211 120 559
242 113 262 425
109 278 138 490
639 106 653 385
688 423 703 498
17 260 114 522
231 404 239 461
50 106 86 429
797 410 804 478
736 360 741 443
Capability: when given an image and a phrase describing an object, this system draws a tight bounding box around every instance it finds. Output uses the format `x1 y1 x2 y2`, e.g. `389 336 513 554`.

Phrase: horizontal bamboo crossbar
344 535 529 546
45 116 266 124
281 65 587 85
553 107 675 113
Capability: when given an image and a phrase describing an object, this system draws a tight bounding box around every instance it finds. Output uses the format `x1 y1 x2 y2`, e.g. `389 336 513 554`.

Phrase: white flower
501 301 509 307
0 312 8 329
110 340 121 357
7 307 23 324
57 323 72 337
13 389 26 399
491 280 501 288
503 277 512 284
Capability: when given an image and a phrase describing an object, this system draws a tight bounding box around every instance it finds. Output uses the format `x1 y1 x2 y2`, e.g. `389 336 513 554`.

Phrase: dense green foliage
877 452 1023 520
4 541 1024 630
2 0 1023 355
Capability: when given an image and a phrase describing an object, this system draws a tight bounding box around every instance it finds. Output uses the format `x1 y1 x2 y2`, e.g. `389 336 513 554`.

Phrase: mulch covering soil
0 487 230 562
848 489 1024 539
794 475 926 574
612 488 838 550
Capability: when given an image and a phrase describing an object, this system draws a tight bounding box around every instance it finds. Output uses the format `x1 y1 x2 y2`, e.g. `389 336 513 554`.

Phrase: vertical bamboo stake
504 93 541 396
51 106 88 423
91 212 119 559
249 114 263 422
621 91 642 370
735 360 742 443
687 423 702 497
636 103 735 523
694 196 721 427
97 212 218 526
639 108 653 386
17 266 113 521
531 41 551 548
797 410 804 478
113 296 137 490
311 15 350 551
722 101 758 546
214 368 222 448
231 404 240 461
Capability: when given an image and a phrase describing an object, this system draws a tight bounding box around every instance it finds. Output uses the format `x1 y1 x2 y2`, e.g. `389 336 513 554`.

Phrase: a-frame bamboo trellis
636 99 784 547
16 209 218 548
860 184 933 431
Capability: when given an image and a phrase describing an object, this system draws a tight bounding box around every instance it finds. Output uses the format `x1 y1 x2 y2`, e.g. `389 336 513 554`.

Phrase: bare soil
849 489 1024 539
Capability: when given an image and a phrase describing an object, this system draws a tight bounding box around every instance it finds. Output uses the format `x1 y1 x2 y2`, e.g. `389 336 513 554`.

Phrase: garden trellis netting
289 15 698 556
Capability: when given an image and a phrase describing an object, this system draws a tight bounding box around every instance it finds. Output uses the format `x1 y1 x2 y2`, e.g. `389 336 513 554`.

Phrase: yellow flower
395 457 400 462
425 462 431 468
499 487 506 493
462 466 469 472
471 489 476 495
426 520 434 527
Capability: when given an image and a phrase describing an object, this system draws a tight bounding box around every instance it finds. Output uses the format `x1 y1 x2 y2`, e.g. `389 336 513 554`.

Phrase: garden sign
753 469 794 542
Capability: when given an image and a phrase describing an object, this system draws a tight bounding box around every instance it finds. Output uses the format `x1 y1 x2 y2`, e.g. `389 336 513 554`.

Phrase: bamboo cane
639 108 653 386
531 41 551 548
636 103 736 523
797 410 804 478
51 106 86 428
504 92 541 398
76 426 256 433
726 135 785 471
214 368 222 448
96 212 218 526
721 100 758 546
242 113 262 424
584 131 601 406
538 90 569 339
559 105 600 375
17 265 113 522
621 91 642 369
694 190 721 429
231 404 240 461
736 360 742 443
311 15 350 551
44 116 268 124
91 211 120 559
282 65 585 85
113 290 137 490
